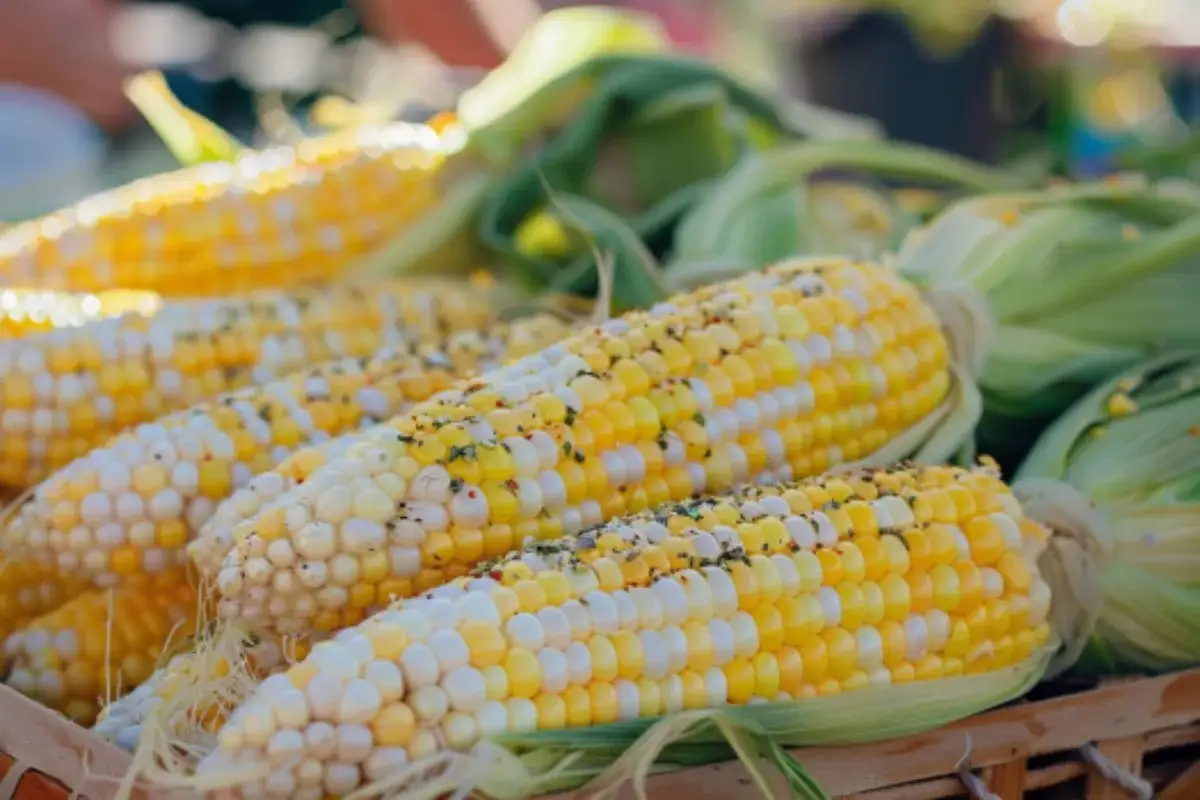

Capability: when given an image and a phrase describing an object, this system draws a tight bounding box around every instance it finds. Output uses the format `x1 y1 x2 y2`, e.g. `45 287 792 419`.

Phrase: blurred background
1 0 1199 219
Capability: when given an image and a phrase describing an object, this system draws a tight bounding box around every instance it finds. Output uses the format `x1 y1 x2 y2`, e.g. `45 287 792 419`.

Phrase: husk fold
1016 351 1200 675
891 180 1200 468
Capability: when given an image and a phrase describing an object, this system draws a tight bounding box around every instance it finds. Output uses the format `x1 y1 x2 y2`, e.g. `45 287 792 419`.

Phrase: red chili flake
490 569 502 580
467 490 477 499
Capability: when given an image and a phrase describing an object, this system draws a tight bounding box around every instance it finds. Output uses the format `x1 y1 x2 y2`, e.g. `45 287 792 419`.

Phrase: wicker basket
3 668 1198 800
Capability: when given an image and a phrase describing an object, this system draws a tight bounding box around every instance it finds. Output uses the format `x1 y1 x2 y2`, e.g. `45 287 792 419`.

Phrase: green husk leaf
667 139 1025 277
475 53 849 302
896 180 1200 436
124 71 245 165
457 7 671 165
1017 352 1200 675
536 193 670 311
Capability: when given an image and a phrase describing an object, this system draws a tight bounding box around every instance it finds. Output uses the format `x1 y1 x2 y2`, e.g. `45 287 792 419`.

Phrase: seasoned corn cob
202 258 953 636
194 463 1052 797
3 315 571 587
0 123 457 297
0 289 162 337
0 557 92 642
0 279 497 486
2 568 199 725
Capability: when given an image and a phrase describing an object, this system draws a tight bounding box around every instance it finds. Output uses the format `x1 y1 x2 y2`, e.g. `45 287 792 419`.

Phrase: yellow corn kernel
0 557 92 642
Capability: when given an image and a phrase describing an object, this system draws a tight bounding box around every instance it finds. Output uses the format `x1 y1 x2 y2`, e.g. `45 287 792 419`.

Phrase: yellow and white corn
3 315 571 588
194 462 1052 797
0 557 92 642
2 567 199 725
0 289 162 337
200 258 953 636
0 279 498 486
0 123 457 297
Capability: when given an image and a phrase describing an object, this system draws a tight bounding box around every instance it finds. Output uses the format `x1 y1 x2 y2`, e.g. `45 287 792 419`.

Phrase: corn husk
893 179 1200 467
664 139 1024 292
123 71 245 166
466 54 880 310
1016 352 1200 675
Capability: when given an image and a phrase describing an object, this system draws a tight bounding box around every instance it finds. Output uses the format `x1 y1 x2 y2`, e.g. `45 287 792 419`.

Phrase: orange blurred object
0 0 134 131
355 0 507 68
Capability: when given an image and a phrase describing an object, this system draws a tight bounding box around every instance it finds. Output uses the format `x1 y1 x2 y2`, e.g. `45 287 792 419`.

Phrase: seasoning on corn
202 257 955 636
0 289 162 337
2 568 199 725
0 123 459 297
0 279 498 486
193 462 1052 797
4 315 571 587
0 557 92 642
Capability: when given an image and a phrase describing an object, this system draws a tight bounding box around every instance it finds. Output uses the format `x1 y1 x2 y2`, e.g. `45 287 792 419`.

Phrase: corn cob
3 315 571 587
0 123 457 297
201 258 953 637
2 568 199 725
0 279 497 487
193 462 1052 796
0 557 92 642
0 289 162 337
93 432 371 752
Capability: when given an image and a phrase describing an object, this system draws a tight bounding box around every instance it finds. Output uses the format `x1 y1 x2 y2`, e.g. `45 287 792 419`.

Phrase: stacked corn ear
195 257 971 638
2 566 199 725
0 289 162 337
94 433 383 753
95 431 418 755
0 278 499 486
2 314 572 590
0 123 460 297
1016 352 1200 675
188 462 1054 798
